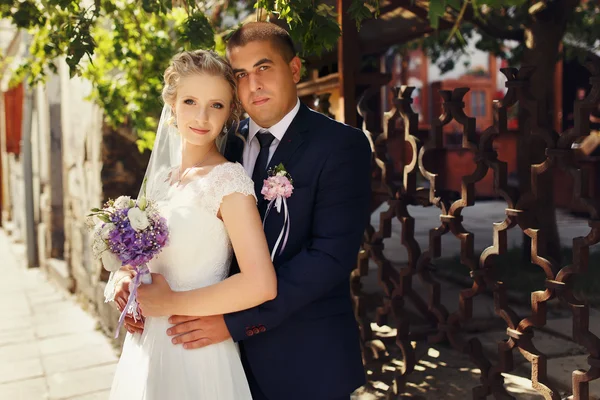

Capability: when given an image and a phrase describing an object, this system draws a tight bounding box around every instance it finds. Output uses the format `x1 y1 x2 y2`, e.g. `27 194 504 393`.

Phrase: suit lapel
266 103 310 172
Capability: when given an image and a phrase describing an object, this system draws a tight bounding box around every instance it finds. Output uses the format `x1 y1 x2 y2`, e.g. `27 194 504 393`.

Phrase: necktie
252 130 276 196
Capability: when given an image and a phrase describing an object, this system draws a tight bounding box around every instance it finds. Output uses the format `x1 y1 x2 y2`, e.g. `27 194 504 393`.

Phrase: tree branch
391 0 525 41
461 5 525 41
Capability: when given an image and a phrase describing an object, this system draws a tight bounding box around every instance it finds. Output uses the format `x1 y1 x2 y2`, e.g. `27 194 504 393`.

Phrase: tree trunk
517 1 578 269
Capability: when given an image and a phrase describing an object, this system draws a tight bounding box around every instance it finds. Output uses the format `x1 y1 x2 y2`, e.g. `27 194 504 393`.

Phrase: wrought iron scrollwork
354 60 600 399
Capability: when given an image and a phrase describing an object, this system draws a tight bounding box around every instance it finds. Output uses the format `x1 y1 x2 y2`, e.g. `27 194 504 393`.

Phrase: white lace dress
108 162 256 400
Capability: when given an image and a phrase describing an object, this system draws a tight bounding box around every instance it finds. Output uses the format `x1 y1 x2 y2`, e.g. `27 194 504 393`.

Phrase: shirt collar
248 98 301 144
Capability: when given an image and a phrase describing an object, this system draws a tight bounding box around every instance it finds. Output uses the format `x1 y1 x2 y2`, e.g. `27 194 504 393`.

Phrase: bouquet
87 182 168 337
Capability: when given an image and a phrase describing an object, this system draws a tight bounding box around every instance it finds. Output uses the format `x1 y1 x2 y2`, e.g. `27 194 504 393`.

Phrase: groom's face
229 40 301 128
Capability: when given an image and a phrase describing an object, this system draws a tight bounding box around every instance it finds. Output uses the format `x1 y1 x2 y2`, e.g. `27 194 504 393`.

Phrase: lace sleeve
207 162 257 215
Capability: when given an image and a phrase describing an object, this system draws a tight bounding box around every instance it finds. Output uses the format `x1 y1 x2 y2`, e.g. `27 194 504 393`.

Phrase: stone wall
6 153 24 242
2 60 110 336
50 65 149 342
2 51 150 342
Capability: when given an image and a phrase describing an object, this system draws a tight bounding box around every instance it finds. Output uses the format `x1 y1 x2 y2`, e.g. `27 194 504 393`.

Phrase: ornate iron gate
353 60 600 399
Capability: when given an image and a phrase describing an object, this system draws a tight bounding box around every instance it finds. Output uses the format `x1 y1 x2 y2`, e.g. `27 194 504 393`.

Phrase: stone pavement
353 342 546 399
0 229 118 400
357 269 600 398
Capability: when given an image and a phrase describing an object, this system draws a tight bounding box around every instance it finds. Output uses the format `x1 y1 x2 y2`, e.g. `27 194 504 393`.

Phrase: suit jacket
223 103 371 400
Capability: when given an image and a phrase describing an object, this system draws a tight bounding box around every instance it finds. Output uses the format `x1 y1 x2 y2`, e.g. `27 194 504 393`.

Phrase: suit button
253 327 260 334
245 329 254 337
259 326 266 333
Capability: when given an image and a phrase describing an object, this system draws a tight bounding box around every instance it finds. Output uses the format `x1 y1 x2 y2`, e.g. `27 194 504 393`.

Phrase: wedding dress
108 162 255 400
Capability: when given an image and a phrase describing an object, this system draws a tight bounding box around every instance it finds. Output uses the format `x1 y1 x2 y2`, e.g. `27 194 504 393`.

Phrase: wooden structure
4 84 23 155
0 30 24 226
0 83 23 220
297 0 433 124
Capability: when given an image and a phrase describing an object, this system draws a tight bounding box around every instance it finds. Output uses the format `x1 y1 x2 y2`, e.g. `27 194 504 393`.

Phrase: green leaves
140 0 170 14
565 1 600 60
428 0 447 29
3 0 45 29
446 0 461 11
347 1 371 30
178 12 215 50
138 178 149 210
292 7 341 56
3 0 383 152
271 162 293 183
81 5 190 151
97 214 111 223
411 0 598 93
316 3 337 18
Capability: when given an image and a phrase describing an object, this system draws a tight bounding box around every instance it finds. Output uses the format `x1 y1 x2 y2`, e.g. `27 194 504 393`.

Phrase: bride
105 50 275 399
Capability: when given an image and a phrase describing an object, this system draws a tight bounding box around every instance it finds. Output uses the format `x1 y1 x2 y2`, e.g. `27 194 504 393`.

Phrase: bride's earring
169 111 178 128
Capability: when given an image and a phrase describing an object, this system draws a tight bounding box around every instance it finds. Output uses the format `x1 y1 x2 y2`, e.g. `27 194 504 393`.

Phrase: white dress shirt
242 98 301 176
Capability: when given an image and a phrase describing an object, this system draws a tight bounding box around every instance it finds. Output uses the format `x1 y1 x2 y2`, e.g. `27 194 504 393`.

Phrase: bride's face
173 73 232 148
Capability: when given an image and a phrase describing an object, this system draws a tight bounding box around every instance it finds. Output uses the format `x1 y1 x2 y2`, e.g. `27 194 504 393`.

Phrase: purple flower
102 205 169 268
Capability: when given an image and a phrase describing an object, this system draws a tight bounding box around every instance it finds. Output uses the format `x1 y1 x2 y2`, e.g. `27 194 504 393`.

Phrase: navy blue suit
223 103 371 400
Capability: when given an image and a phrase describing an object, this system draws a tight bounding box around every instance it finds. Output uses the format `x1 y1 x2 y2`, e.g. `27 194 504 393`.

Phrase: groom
127 22 371 399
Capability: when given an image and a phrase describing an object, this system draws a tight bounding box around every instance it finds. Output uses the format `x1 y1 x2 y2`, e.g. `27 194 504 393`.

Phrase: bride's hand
137 273 175 317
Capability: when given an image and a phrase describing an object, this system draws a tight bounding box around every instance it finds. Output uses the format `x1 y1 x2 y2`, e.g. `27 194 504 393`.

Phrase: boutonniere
261 163 293 260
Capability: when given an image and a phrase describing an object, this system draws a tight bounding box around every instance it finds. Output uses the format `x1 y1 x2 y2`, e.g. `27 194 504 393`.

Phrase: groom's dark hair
226 22 297 62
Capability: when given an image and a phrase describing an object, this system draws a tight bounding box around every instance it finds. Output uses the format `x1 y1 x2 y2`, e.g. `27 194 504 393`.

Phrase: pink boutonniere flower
261 163 293 260
261 164 294 206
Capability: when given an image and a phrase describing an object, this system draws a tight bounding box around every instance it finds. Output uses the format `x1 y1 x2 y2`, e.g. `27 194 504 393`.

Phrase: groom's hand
167 315 231 349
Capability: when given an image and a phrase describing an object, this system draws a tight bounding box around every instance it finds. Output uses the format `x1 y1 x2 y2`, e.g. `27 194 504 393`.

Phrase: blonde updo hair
162 50 242 132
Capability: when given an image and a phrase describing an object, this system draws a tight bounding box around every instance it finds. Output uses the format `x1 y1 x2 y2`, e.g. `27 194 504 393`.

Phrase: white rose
101 251 122 272
114 196 132 209
128 207 150 232
100 223 115 240
276 170 286 177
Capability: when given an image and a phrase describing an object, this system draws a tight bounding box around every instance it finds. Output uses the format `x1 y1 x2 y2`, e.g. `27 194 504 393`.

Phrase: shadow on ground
353 339 545 399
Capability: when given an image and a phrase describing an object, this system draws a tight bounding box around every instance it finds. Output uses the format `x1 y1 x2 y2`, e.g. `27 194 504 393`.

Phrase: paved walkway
0 229 118 400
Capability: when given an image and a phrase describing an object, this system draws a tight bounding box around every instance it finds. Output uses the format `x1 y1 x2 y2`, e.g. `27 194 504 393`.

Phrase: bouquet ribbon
115 264 152 338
